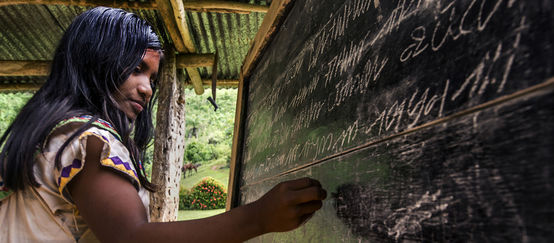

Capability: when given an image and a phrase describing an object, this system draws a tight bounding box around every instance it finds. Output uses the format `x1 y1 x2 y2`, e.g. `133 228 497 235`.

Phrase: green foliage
0 93 32 200
184 141 215 163
178 186 192 210
183 88 236 165
182 177 227 210
0 92 33 136
143 88 236 174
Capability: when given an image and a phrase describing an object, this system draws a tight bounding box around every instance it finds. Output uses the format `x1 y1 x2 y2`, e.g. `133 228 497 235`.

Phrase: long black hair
0 7 162 192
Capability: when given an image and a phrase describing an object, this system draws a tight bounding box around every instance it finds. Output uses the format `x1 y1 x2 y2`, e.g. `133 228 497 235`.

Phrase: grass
178 209 226 220
180 158 230 190
178 158 230 218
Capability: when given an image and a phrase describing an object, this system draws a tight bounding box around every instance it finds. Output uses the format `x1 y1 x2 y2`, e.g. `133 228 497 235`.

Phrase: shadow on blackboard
333 183 469 242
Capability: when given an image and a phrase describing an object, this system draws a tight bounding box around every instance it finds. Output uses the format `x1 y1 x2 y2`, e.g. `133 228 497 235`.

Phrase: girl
0 7 326 242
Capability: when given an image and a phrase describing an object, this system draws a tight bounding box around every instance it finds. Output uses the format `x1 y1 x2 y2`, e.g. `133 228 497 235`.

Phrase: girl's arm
68 136 327 243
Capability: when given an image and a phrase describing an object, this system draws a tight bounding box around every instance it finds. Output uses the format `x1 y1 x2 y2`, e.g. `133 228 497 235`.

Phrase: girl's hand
250 177 327 233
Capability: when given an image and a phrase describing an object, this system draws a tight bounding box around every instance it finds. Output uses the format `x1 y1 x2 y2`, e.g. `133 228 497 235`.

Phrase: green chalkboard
233 0 554 241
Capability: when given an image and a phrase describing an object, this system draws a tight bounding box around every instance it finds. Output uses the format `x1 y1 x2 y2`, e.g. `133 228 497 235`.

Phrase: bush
185 141 215 163
182 177 227 210
179 187 191 210
213 144 231 164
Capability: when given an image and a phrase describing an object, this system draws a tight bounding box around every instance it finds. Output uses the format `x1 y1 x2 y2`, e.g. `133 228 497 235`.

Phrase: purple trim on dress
57 159 82 185
109 156 138 179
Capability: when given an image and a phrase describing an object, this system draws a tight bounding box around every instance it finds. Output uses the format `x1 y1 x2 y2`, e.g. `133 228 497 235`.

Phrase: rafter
176 53 214 68
0 0 268 13
0 79 238 92
0 54 215 77
197 79 238 87
0 0 157 9
0 83 41 92
0 60 50 76
183 1 268 14
156 0 204 95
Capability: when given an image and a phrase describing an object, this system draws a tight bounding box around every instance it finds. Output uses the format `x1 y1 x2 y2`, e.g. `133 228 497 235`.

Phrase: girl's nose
138 80 152 102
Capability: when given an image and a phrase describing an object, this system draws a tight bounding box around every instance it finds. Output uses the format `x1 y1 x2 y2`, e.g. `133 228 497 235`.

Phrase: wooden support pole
149 50 186 222
0 60 50 76
176 53 215 68
0 0 157 9
183 1 269 14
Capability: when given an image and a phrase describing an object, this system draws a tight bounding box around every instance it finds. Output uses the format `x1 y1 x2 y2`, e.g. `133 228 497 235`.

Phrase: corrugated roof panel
0 5 64 60
44 5 88 31
186 7 266 79
125 8 174 49
1 1 270 89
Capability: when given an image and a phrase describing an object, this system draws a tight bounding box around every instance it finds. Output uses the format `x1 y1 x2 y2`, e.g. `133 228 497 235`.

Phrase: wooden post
149 50 186 222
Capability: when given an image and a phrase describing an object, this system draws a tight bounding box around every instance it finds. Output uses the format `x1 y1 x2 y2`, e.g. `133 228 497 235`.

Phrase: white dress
0 116 150 242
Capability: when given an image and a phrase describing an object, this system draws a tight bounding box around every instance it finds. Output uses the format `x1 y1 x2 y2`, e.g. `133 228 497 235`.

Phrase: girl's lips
130 100 144 113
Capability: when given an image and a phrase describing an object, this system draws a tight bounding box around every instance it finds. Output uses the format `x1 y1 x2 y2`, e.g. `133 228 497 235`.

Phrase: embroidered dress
0 117 150 242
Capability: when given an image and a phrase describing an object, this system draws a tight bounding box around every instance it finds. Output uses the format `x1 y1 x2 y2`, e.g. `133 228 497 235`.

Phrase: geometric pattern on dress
57 159 83 194
100 156 139 186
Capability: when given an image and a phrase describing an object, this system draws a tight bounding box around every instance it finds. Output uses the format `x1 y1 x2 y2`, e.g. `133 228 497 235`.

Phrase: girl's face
114 49 160 120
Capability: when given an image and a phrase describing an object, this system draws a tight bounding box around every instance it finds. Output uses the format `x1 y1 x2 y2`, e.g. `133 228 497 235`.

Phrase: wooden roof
0 0 272 93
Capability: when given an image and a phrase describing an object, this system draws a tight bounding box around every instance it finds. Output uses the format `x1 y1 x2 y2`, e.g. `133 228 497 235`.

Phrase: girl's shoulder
45 115 141 202
51 115 122 142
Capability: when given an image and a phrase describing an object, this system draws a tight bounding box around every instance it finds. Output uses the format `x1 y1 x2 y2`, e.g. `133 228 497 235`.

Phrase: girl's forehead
145 49 161 57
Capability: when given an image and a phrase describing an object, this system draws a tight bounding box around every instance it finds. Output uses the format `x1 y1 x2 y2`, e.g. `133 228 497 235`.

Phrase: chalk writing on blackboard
241 0 532 185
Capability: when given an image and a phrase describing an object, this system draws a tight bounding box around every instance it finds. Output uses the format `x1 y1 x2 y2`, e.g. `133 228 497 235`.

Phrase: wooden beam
0 60 50 76
240 0 293 80
155 0 204 95
0 79 238 93
183 79 238 88
0 0 269 13
169 0 196 53
176 53 215 68
155 0 187 53
227 0 293 211
0 0 157 9
0 83 41 92
169 0 204 94
225 73 246 211
183 1 268 14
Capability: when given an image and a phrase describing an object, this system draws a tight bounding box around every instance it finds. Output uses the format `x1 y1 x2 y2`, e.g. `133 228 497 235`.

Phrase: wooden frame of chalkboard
226 0 295 210
228 0 554 241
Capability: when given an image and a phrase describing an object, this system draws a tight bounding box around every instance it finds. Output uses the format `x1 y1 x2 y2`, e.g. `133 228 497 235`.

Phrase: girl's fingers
298 200 324 215
283 177 321 191
289 186 327 205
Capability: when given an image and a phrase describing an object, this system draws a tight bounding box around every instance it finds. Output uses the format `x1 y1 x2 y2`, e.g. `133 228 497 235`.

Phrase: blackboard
230 0 554 241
